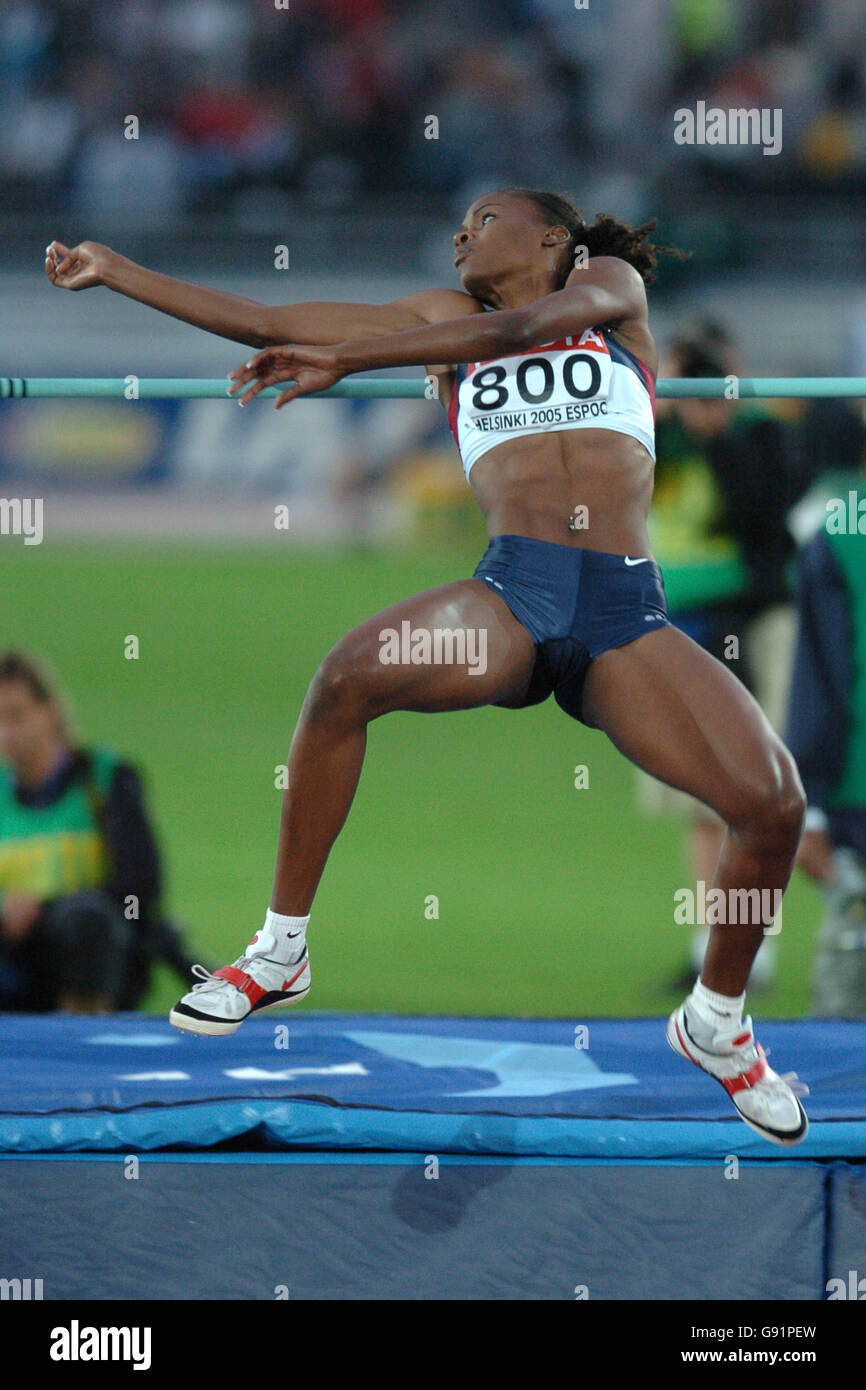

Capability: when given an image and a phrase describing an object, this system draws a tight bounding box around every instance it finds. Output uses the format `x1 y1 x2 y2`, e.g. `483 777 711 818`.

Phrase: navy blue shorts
472 534 670 725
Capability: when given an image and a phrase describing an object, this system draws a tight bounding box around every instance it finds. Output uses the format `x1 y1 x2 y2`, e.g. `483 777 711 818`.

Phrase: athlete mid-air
46 187 808 1144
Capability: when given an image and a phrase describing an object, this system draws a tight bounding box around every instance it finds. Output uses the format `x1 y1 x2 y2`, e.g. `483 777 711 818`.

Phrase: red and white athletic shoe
667 1003 809 1146
169 948 310 1036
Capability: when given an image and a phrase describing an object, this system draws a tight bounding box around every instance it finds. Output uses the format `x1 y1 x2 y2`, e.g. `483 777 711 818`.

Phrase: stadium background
3 0 866 1018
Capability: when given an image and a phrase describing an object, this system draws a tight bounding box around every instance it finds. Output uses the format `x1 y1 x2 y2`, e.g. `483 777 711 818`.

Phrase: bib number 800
471 353 604 411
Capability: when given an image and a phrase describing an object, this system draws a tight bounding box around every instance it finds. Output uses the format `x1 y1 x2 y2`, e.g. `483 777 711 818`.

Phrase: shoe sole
666 1013 809 1147
169 981 310 1037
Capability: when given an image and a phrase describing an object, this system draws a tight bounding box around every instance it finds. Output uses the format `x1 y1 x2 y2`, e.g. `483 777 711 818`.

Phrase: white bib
452 327 655 478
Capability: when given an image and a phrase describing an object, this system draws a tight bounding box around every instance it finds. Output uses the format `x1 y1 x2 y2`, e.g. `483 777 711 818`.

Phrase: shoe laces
739 1038 810 1099
188 953 296 995
188 962 229 994
708 1014 810 1098
759 1050 810 1098
187 955 257 994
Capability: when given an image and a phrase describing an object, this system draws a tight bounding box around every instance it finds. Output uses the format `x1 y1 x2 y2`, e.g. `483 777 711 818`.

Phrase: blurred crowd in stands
1 0 865 224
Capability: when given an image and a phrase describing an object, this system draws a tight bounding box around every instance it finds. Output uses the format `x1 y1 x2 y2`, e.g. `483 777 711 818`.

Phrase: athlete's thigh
319 577 538 714
580 624 795 821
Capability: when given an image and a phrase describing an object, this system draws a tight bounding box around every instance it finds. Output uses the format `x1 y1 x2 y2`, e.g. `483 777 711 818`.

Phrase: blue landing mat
0 1154 834 1299
1 1014 864 1158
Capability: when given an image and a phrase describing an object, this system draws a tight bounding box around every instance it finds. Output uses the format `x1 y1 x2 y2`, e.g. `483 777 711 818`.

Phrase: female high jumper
46 188 808 1144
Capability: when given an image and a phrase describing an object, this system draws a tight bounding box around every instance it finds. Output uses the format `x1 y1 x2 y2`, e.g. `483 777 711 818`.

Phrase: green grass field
1 536 823 1017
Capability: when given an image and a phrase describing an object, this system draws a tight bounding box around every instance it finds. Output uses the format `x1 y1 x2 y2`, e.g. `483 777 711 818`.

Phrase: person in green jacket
786 480 866 1016
640 324 805 990
0 651 163 1012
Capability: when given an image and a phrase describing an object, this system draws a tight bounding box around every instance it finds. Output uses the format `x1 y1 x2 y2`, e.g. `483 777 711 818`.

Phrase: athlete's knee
728 743 805 843
305 654 356 722
304 643 377 724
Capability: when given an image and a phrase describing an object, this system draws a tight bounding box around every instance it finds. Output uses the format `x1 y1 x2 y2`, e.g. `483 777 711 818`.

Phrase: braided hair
501 187 688 288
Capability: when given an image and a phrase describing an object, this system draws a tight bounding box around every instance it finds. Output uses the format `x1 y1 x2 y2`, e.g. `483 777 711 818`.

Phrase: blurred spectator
670 0 740 92
0 650 197 1012
410 45 574 192
786 492 866 1015
641 322 806 990
71 125 187 218
800 58 866 185
3 0 863 220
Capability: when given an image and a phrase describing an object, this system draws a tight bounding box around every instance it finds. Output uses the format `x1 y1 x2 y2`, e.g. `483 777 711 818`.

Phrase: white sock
688 978 745 1034
246 909 309 964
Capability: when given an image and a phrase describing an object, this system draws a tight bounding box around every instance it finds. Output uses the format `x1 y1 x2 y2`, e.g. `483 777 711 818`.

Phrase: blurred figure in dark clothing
787 484 866 1016
642 322 807 989
790 395 866 494
0 651 194 1012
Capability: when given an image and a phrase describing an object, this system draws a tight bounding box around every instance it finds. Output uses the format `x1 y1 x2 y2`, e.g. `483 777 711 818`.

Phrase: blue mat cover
1 1014 864 1158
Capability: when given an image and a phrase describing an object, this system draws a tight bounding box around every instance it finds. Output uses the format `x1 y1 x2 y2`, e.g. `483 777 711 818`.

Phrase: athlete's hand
227 345 345 408
44 239 116 291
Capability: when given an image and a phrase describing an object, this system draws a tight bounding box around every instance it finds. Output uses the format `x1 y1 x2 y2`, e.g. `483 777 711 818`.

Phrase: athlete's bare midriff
467 425 656 554
433 312 658 554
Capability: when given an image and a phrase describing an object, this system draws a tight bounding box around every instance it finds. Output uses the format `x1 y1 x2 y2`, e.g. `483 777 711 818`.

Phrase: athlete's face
0 681 59 771
453 194 564 292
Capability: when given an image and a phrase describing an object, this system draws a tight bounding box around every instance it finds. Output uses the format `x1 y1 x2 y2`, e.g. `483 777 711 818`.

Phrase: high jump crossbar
1 377 865 400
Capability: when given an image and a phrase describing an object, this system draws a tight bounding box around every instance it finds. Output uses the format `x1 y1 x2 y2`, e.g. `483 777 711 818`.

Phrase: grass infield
1 538 821 1018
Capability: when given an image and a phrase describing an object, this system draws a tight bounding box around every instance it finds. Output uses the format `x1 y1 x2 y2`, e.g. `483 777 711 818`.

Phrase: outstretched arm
229 257 648 405
44 240 477 348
